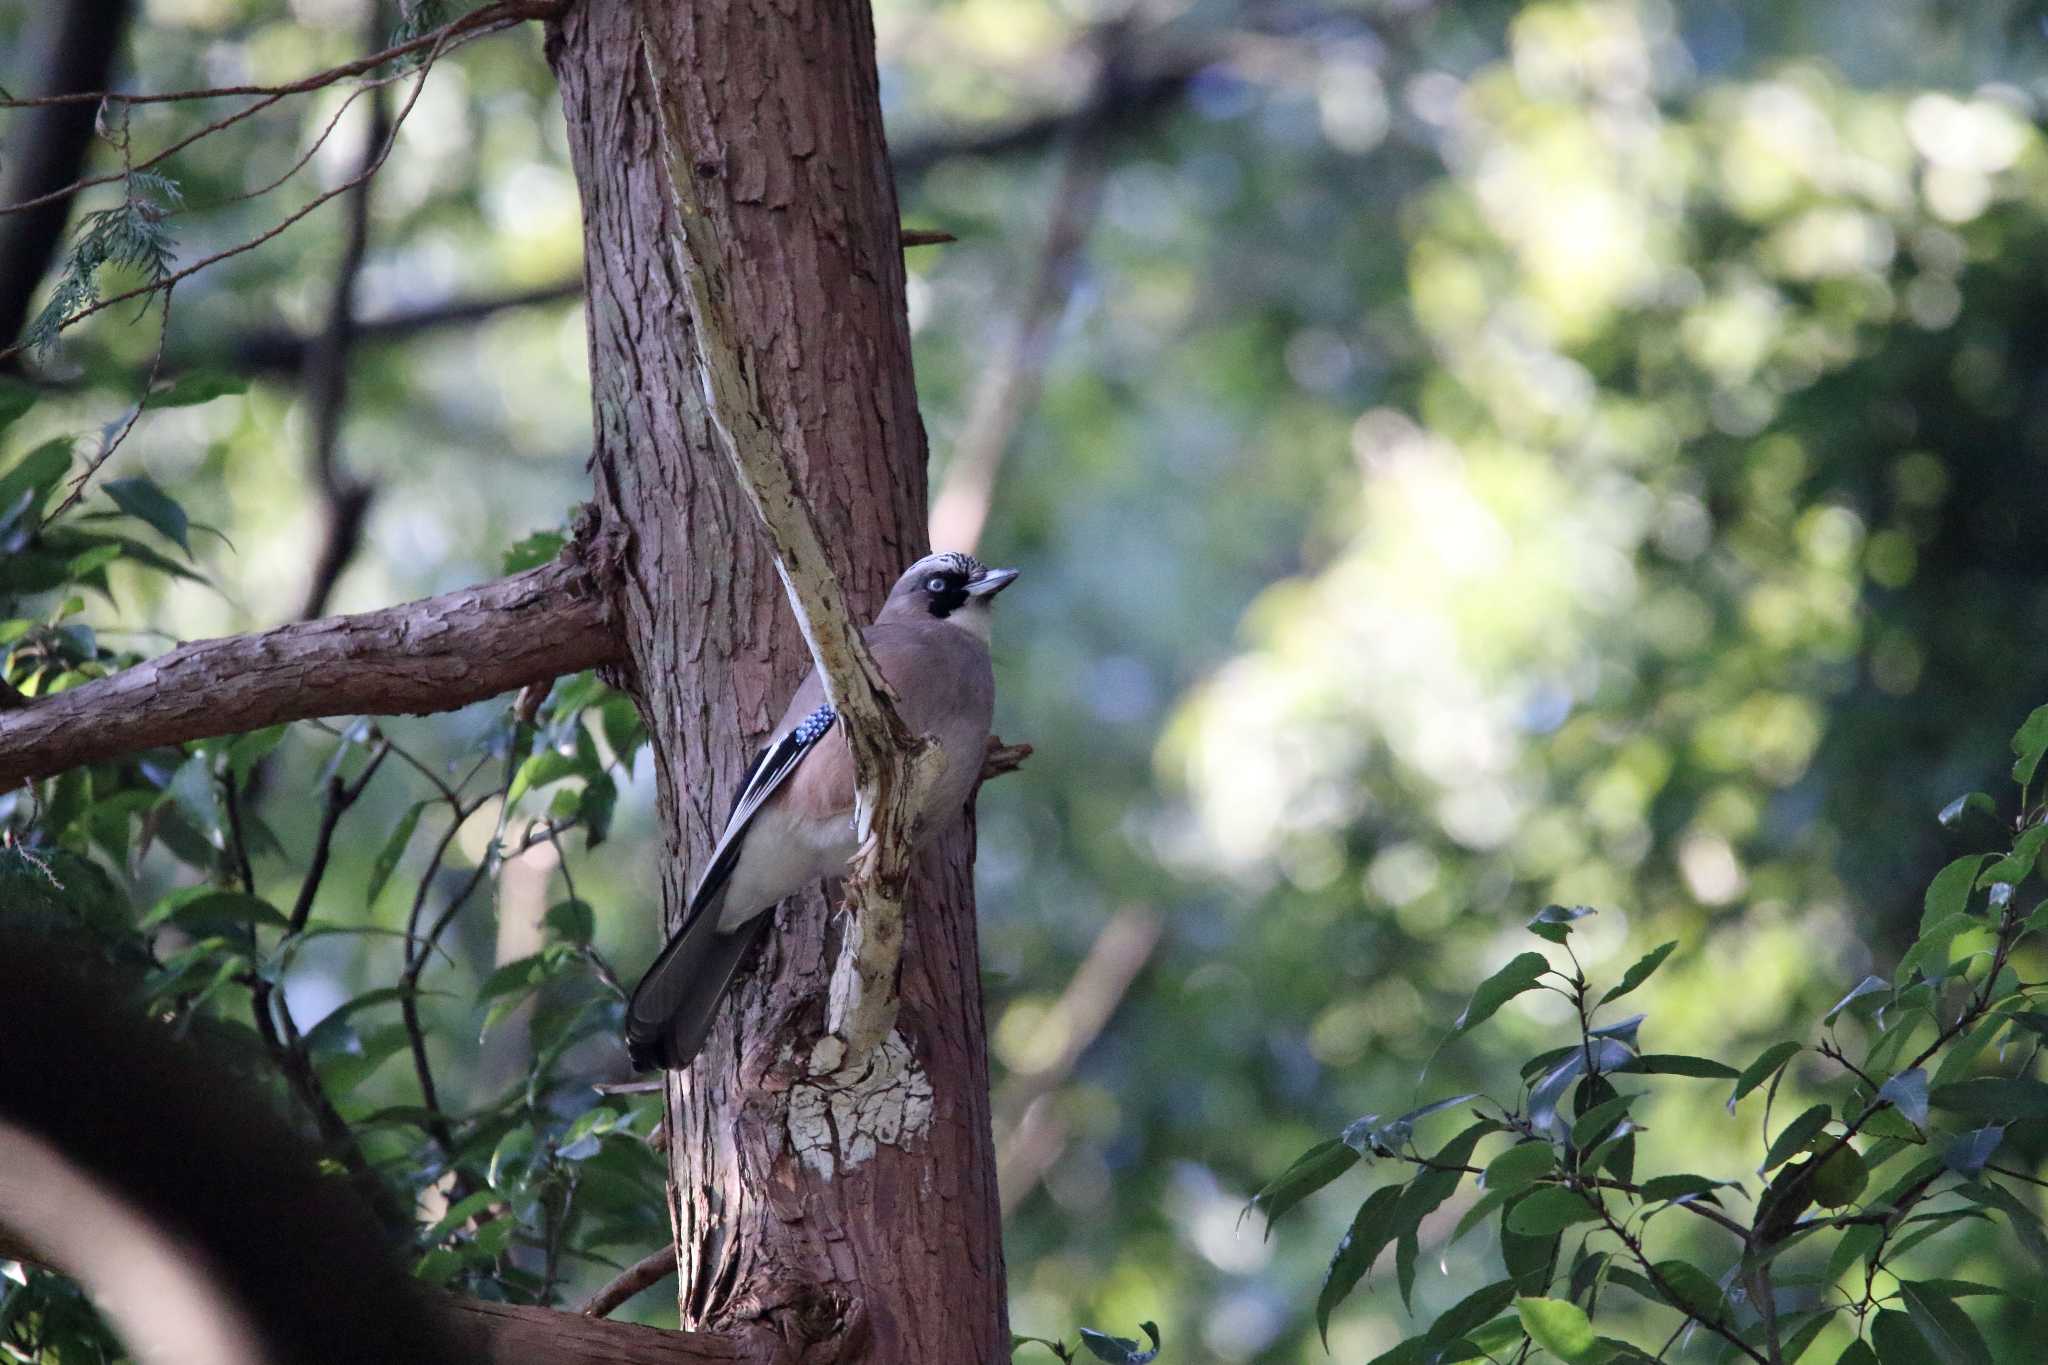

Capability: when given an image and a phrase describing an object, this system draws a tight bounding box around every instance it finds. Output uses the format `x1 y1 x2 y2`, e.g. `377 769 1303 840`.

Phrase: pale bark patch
784 1029 935 1180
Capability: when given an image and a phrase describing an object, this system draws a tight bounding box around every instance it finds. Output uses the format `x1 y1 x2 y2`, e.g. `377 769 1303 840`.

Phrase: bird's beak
965 567 1020 598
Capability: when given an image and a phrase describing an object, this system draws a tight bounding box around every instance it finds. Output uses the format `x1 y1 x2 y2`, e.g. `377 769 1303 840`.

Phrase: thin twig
41 285 171 524
0 17 453 364
0 0 562 110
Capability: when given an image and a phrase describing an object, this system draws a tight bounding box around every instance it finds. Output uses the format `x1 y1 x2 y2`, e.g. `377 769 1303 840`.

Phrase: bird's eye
926 575 950 593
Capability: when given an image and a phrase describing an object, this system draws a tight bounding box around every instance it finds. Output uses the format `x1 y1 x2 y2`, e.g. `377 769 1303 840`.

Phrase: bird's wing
685 701 839 931
623 701 838 1069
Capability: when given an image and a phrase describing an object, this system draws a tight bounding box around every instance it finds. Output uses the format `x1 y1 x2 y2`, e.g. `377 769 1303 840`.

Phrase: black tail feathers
624 914 773 1071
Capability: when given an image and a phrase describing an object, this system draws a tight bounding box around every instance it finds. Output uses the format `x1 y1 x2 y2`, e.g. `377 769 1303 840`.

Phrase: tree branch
296 5 391 621
640 31 947 1069
0 1225 754 1365
229 280 586 375
927 25 1118 555
578 1242 678 1318
0 557 618 787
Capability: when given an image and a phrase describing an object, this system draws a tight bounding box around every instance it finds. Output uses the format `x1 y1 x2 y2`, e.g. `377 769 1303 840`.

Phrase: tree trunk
548 2 1009 1359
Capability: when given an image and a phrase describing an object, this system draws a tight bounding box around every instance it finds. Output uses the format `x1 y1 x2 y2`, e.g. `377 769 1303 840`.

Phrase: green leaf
1937 792 1999 834
1897 1281 1992 1365
1872 1311 1938 1365
101 476 190 554
508 748 588 807
2014 705 2048 790
1761 1104 1833 1173
1570 1095 1635 1150
1617 1053 1739 1079
581 770 618 849
1598 940 1676 1007
1879 1068 1930 1130
1379 1121 1488 1307
144 371 247 409
143 886 288 932
1827 1224 1884 1284
1651 1259 1726 1321
1930 1077 2048 1119
1780 1313 1836 1364
1940 1127 2003 1178
1424 1281 1519 1351
164 751 224 846
1250 1140 1360 1233
0 378 37 437
1637 1173 1733 1203
502 529 565 574
1514 1296 1598 1363
478 952 554 1004
1454 952 1552 1034
1826 976 1888 1025
1729 1041 1803 1111
1077 1322 1159 1365
0 438 74 522
1897 914 1979 985
1484 1143 1559 1199
1505 1186 1604 1236
1958 1179 2048 1267
544 898 595 946
1923 855 1992 932
1527 904 1595 944
1317 1185 1403 1345
1977 822 2048 890
226 725 287 782
1809 1144 1870 1209
487 1125 538 1191
366 802 427 908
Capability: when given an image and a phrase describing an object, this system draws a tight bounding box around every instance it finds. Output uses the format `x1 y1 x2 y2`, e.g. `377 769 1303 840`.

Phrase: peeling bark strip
0 559 618 787
551 0 1008 1356
639 26 947 1066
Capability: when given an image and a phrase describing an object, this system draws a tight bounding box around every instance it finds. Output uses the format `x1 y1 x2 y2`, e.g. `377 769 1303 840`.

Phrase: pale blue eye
926 576 949 593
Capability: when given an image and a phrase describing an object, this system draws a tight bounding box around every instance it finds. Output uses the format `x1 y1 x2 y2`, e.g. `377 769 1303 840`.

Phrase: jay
625 552 1018 1071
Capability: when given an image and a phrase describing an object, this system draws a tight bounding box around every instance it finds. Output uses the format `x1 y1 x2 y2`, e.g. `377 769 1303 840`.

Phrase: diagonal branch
639 27 946 1070
0 557 618 787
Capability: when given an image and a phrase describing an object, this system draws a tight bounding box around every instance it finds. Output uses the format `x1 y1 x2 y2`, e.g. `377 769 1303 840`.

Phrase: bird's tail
624 912 774 1071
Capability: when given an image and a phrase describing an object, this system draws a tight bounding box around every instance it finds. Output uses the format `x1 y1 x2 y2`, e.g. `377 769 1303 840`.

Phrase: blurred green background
8 0 2048 1358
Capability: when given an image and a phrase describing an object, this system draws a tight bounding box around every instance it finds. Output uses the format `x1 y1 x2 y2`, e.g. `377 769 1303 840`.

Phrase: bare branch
996 905 1162 1216
578 1242 678 1318
0 0 562 111
297 11 391 621
230 279 586 374
928 30 1116 555
0 11 457 363
0 558 619 787
0 0 134 346
641 33 948 1067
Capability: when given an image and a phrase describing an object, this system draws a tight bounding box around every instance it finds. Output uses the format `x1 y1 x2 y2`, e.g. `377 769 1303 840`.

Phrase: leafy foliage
0 400 664 1337
22 170 180 356
1257 704 2048 1362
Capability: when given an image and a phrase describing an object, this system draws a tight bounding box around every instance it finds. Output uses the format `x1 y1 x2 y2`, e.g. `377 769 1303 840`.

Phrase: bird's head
880 552 1019 641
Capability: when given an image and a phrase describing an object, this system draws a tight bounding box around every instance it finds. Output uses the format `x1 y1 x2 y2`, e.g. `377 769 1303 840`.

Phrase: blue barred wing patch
681 703 839 931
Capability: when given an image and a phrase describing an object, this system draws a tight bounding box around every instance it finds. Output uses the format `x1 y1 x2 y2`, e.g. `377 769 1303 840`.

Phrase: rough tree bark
548 1 1008 1358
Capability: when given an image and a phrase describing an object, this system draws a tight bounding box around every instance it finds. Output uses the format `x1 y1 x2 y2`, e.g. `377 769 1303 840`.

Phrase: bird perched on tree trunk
625 552 1019 1071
